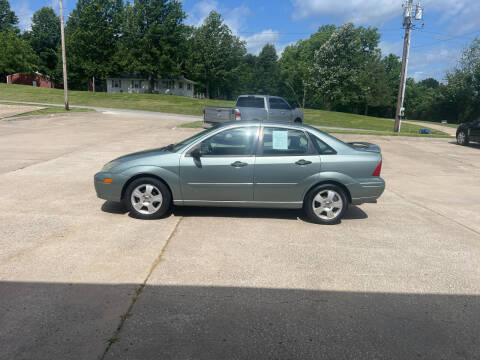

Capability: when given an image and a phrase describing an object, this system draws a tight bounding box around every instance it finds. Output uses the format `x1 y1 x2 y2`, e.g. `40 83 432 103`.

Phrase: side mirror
191 148 202 159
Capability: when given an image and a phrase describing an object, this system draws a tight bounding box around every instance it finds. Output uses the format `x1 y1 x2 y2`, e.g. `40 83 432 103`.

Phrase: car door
470 120 480 140
268 98 292 122
254 126 321 204
179 126 259 202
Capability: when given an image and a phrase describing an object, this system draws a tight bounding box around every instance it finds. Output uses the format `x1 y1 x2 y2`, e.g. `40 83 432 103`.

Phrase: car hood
113 148 170 163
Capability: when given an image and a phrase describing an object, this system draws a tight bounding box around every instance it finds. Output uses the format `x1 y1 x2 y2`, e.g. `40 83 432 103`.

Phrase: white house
106 75 196 97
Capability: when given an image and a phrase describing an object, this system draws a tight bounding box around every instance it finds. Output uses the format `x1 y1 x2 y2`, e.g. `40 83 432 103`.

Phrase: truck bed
203 106 234 127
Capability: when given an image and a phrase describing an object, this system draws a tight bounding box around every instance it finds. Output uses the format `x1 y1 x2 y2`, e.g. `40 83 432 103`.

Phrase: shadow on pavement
101 201 368 222
448 141 480 149
1 281 479 359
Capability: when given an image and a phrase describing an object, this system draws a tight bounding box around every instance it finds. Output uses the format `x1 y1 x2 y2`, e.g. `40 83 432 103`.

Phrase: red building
6 73 55 88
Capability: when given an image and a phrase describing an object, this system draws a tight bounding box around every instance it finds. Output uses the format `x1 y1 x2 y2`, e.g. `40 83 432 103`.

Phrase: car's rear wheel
125 177 171 219
304 184 348 224
457 130 469 146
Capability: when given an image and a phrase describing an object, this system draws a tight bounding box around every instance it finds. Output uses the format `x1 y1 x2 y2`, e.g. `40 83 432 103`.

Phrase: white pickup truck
203 95 304 128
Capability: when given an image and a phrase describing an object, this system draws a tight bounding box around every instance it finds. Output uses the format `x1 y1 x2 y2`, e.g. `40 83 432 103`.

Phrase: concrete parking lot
1 110 479 359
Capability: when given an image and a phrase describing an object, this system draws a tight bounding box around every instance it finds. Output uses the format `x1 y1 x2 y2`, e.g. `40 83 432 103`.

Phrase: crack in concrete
99 215 183 360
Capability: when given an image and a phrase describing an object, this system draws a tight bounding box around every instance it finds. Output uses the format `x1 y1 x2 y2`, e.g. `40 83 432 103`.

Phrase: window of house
187 83 192 90
178 81 183 89
198 127 259 156
261 127 309 156
134 81 139 89
113 79 120 88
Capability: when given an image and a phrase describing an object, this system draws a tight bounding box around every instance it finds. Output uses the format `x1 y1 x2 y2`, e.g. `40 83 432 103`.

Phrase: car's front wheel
304 184 348 224
125 177 171 219
457 130 469 146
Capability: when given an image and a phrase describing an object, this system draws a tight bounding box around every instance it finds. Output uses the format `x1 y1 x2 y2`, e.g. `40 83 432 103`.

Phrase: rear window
236 97 265 108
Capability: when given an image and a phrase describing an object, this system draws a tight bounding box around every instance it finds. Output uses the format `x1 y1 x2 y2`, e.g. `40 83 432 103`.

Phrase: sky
11 0 480 81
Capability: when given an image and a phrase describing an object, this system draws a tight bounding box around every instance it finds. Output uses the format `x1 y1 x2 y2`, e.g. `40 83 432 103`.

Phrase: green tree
444 38 480 122
279 25 336 108
253 44 280 95
23 7 60 78
359 55 390 115
310 23 381 111
0 0 18 33
65 0 124 89
381 54 401 117
117 0 189 91
192 11 246 98
0 31 38 81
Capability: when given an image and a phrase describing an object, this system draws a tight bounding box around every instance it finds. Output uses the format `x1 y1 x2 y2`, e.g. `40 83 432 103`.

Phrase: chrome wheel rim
312 190 343 220
457 132 465 144
131 184 163 215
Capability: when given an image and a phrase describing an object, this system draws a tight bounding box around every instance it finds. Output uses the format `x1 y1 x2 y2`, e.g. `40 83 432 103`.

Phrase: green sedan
94 121 385 224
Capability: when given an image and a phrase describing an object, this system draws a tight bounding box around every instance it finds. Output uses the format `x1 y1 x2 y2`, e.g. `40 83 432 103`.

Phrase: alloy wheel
312 189 343 220
130 184 163 215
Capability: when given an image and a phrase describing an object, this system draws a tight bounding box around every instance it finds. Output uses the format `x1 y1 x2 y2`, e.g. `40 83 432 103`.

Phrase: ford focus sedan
94 121 385 224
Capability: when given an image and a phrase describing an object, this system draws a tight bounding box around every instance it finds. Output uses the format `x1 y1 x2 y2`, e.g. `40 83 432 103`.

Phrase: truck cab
203 95 303 128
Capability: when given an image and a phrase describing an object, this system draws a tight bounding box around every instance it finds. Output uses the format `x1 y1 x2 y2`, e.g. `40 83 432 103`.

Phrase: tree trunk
302 86 306 109
364 103 368 116
148 75 153 94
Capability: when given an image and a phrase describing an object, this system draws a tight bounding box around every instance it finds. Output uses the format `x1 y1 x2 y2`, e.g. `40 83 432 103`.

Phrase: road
0 111 479 359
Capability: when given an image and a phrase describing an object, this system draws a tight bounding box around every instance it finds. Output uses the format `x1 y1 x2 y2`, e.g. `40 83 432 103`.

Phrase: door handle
231 161 248 167
295 159 312 166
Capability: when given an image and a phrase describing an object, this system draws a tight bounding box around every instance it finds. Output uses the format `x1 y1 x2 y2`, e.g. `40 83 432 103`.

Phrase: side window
311 135 336 155
262 127 309 156
269 98 290 110
199 127 259 156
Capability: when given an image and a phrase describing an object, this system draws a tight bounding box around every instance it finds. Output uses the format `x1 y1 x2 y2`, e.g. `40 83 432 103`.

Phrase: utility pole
394 0 423 132
59 0 69 110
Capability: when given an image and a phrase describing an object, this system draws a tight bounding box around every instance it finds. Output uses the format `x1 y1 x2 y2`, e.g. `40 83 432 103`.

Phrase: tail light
372 160 382 177
234 109 241 121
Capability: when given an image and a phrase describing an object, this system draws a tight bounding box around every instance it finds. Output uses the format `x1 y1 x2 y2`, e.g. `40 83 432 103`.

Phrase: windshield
170 128 211 152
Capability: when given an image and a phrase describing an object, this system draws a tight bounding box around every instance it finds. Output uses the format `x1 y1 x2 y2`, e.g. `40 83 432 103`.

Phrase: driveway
1 111 479 359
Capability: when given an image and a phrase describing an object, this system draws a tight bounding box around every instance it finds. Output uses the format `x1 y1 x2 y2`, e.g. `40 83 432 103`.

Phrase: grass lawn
178 120 452 138
1 84 450 136
0 83 232 116
1 101 92 117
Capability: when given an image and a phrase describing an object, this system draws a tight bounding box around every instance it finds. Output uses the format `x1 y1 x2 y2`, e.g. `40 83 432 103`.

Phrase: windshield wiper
164 143 175 151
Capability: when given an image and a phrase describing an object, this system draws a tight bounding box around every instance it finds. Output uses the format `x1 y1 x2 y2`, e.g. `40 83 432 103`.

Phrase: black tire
303 184 348 225
125 177 172 219
456 130 469 146
294 118 303 123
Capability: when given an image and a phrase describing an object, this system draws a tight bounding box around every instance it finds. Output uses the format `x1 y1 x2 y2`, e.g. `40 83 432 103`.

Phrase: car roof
214 120 309 129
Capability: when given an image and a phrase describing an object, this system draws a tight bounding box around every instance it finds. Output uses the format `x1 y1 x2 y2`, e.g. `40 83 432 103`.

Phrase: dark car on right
456 119 480 146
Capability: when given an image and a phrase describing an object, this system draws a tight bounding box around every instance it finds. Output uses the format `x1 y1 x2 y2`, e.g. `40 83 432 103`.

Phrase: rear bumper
350 177 385 205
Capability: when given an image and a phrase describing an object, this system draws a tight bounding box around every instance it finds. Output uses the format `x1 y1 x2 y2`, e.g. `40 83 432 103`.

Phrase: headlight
102 161 119 171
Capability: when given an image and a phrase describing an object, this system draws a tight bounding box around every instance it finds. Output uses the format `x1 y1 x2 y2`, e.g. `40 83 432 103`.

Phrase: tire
304 184 348 225
125 177 172 219
456 130 469 146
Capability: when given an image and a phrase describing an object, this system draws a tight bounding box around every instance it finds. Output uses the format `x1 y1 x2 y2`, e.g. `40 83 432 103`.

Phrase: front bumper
94 172 123 202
